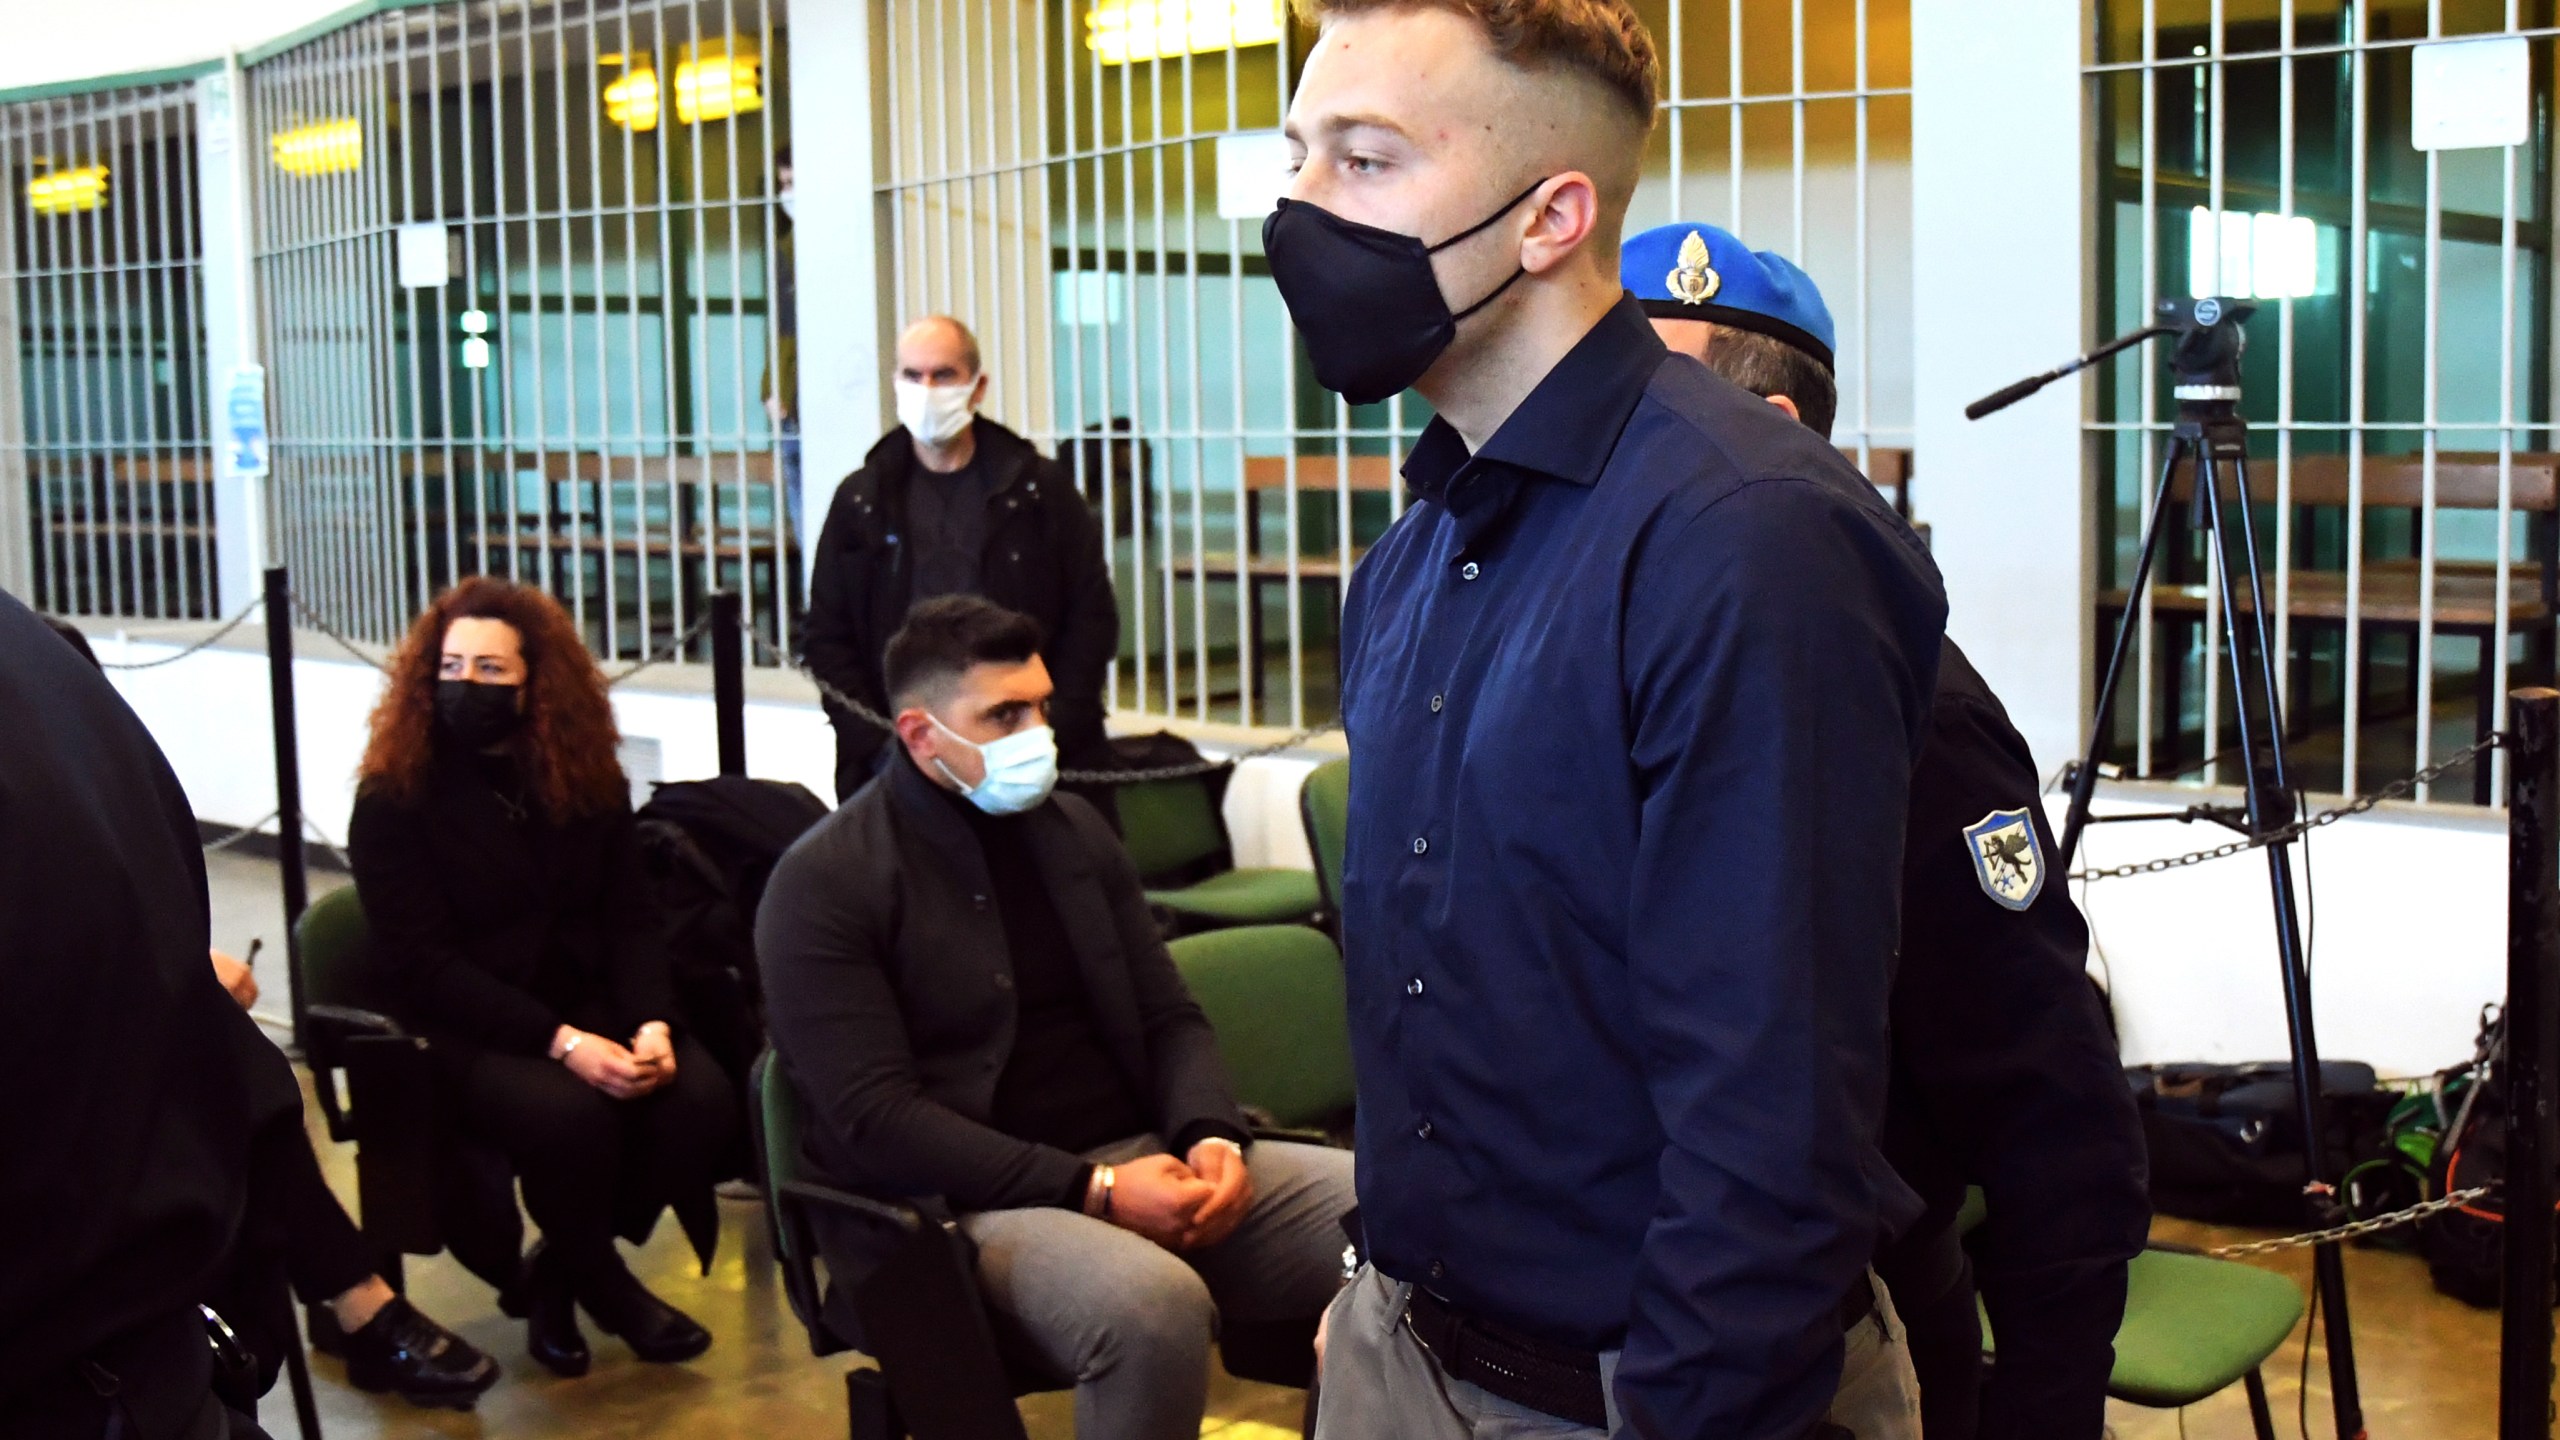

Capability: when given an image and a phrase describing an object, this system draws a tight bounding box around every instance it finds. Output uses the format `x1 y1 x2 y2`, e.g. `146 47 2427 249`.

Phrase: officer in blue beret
1624 222 2153 1440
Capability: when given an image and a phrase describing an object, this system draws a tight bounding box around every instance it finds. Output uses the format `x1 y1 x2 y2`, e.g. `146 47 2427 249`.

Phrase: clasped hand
1107 1141 1255 1252
556 1021 676 1100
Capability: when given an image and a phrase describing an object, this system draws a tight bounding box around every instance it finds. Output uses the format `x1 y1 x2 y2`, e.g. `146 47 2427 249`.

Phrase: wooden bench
2097 451 2560 801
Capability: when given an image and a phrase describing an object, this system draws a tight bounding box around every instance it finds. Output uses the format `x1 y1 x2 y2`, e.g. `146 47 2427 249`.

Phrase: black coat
756 754 1244 1251
1879 640 2152 1440
347 752 681 1059
803 418 1118 797
0 593 299 1435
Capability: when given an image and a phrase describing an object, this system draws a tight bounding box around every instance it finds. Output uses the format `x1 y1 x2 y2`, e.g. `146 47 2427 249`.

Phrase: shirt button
973 894 992 911
1406 977 1425 997
1429 694 1444 714
1411 836 1429 856
1416 1119 1434 1140
1429 1260 1447 1281
993 973 1013 991
1460 561 1481 581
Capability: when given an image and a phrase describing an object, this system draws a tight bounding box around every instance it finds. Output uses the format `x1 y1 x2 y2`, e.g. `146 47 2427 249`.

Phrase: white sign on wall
2411 36 2530 151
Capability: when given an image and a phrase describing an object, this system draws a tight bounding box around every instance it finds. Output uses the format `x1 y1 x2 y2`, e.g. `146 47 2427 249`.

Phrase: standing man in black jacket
759 596 1353 1440
804 315 1119 801
1624 220 2152 1440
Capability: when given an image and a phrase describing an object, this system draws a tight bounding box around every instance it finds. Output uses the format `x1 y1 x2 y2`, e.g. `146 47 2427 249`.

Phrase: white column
197 61 263 613
0 170 26 598
788 0 891 587
1910 0 2094 773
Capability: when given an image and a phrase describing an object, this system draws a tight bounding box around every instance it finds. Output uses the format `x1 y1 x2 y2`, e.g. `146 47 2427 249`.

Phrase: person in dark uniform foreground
1623 220 2152 1440
1274 3 1947 1437
2 590 284 1440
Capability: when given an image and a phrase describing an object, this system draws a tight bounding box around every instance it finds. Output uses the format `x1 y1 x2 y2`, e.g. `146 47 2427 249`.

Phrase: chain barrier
2204 1185 2495 1259
603 612 718 689
739 629 1342 784
202 809 282 855
286 593 394 674
96 599 267 670
2068 731 2508 883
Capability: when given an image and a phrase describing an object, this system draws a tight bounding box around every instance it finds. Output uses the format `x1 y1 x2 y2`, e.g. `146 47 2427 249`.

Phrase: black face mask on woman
1261 177 1549 406
435 679 525 750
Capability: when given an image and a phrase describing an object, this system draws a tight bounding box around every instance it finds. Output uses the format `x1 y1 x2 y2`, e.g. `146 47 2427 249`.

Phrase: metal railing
2089 7 2558 806
243 0 794 667
0 79 216 620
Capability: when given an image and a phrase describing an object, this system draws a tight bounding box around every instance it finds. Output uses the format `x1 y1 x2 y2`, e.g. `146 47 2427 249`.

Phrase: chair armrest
304 1003 407 1038
1248 1124 1338 1147
775 1179 928 1237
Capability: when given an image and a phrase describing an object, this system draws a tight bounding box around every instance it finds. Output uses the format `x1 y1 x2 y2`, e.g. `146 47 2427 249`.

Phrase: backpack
636 777 831 1115
2126 1059 2395 1225
2411 1008 2560 1308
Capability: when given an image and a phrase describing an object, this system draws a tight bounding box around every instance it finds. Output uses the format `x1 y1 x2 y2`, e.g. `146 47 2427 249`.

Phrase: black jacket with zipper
804 418 1118 799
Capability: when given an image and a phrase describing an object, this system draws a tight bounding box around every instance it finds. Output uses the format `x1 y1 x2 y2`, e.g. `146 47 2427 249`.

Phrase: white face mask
929 715 1058 815
777 186 797 222
895 378 977 446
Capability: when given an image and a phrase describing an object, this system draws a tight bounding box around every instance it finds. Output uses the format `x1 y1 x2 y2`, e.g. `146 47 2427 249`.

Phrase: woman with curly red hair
348 577 733 1378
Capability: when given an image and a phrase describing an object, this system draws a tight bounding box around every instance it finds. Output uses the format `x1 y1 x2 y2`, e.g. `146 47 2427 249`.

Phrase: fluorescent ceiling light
1087 1 1282 65
271 119 362 177
26 164 108 214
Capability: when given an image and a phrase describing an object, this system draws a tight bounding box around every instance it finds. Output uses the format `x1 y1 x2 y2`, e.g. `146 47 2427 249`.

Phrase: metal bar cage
2090 1 2560 807
876 0 1910 729
242 0 792 662
0 80 214 620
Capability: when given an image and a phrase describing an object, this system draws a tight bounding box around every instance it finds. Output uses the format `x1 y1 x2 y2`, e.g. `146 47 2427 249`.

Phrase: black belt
1403 1274 1878 1430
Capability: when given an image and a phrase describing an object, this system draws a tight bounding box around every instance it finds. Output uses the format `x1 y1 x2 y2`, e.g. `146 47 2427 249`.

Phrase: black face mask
1262 178 1549 406
435 679 525 750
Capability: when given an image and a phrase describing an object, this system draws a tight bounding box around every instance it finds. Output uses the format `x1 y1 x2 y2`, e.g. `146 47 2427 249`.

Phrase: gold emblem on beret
1666 230 1721 305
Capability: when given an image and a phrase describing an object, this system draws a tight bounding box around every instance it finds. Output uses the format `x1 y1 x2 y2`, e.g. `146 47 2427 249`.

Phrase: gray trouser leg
1316 1266 1923 1440
959 1136 1355 1440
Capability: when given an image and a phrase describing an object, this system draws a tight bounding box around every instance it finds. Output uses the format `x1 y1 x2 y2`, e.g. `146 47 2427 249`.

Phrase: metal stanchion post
264 565 311 1053
2502 687 2560 1440
712 590 746 777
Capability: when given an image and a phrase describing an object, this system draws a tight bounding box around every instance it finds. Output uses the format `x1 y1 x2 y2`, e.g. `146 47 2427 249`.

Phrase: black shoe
523 1243 592 1378
575 1260 712 1364
342 1297 501 1410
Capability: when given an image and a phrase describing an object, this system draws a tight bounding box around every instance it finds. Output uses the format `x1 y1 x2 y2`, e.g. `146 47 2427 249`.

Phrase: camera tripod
1972 296 2366 1440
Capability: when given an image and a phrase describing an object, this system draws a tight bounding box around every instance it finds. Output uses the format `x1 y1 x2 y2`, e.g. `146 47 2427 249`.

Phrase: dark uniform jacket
1878 639 2151 1440
755 753 1245 1313
804 418 1118 798
1 594 298 1439
347 751 683 1059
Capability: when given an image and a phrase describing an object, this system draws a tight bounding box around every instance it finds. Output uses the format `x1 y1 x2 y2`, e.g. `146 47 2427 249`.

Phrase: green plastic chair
1968 1186 2303 1440
1166 925 1356 1132
1118 773 1323 931
1298 757 1350 918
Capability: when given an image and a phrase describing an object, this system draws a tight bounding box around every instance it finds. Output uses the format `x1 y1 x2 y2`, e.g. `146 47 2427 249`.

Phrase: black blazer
802 418 1119 795
348 752 680 1059
756 755 1244 1224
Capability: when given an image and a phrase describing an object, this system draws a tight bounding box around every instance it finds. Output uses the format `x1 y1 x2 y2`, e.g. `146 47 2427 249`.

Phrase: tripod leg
2198 440 2366 1440
2063 438 2193 865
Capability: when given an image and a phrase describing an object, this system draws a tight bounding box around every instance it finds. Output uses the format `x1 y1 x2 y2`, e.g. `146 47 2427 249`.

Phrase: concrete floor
209 855 2514 1440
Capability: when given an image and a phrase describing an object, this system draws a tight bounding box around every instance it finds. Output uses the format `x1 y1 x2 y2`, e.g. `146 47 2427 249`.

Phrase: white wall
91 630 1326 870
0 0 347 91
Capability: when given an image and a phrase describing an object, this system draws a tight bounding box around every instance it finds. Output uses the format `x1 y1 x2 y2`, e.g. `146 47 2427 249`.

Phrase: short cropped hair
884 595 1045 712
1703 324 1839 440
1290 0 1660 127
907 315 984 379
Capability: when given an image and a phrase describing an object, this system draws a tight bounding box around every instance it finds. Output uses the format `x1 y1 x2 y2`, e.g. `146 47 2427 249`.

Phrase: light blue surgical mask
930 715 1059 815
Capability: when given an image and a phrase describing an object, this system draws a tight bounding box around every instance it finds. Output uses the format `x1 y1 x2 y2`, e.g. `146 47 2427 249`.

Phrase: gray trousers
1314 1265 1922 1440
959 1135 1354 1440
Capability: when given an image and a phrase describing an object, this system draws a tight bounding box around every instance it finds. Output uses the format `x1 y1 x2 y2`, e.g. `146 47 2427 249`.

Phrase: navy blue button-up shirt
1339 297 1946 1440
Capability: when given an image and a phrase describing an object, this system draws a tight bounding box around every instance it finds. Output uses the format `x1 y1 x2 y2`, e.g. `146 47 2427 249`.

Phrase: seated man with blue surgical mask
757 593 1354 1440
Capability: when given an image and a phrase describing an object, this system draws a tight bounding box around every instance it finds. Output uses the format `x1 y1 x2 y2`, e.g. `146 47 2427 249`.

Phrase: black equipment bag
637 776 830 1175
2412 1009 2560 1308
2127 1059 2394 1225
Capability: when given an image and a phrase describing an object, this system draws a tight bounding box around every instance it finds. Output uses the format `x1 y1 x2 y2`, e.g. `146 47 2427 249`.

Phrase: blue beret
1621 222 1836 373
